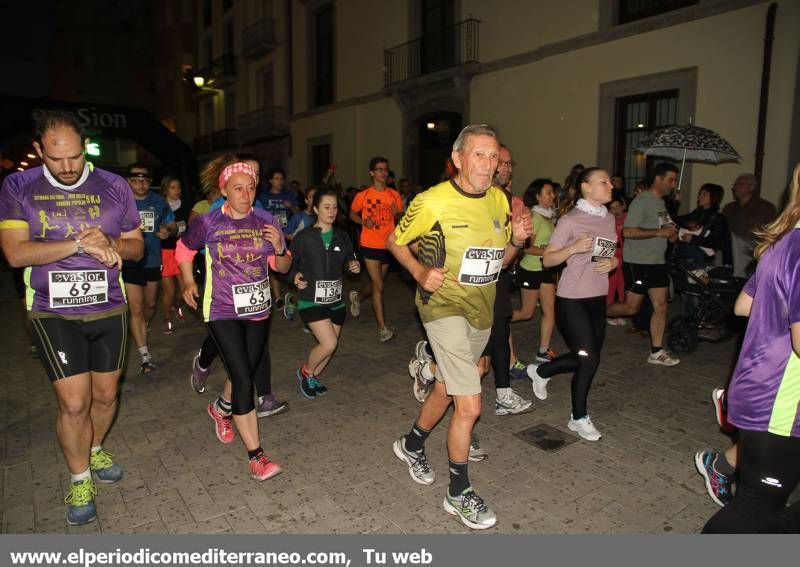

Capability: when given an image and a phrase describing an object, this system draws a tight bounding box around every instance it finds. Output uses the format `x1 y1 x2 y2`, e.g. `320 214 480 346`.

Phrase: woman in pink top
526 168 617 441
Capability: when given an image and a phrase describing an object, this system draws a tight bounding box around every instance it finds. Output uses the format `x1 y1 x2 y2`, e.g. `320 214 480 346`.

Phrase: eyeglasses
498 161 515 168
128 176 151 182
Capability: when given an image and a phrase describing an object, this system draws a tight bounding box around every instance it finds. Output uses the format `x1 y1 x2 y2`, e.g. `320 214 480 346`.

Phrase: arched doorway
417 112 461 190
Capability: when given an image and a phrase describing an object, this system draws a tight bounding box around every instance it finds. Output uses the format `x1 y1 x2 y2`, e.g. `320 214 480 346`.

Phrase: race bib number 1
314 279 342 304
48 270 109 308
139 210 155 233
591 237 617 262
232 278 271 316
458 247 505 286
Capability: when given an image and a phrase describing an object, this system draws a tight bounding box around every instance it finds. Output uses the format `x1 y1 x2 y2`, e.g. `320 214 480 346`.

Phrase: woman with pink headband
176 159 291 480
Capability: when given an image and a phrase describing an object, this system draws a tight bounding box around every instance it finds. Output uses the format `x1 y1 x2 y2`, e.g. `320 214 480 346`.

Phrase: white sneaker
495 389 533 416
468 434 488 462
526 363 549 400
414 340 433 363
606 317 627 326
349 290 360 318
647 349 680 366
378 326 395 342
408 358 434 403
568 415 602 441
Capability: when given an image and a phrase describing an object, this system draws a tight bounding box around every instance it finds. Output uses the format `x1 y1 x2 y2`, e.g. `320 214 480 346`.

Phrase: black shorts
299 304 347 326
517 267 556 290
30 313 128 382
360 246 391 263
623 262 669 294
122 266 162 286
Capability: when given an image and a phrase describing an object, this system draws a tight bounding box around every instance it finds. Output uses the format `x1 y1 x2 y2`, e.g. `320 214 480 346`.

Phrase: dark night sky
0 1 56 96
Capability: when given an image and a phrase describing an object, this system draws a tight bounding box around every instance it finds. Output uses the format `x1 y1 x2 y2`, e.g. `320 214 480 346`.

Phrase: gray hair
452 124 498 153
735 173 758 191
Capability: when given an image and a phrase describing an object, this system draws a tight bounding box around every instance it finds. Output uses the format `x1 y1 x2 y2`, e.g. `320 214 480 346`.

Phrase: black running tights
703 429 800 533
537 296 606 419
206 318 271 415
486 316 511 389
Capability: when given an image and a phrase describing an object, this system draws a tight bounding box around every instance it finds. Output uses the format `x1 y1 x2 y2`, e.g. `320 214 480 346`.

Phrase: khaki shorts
423 316 491 396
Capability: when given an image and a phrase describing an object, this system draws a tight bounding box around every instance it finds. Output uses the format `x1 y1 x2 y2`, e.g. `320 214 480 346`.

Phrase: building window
202 0 212 28
311 143 331 185
223 20 234 55
421 0 455 75
261 66 275 107
618 0 698 24
312 4 334 107
614 89 679 192
225 92 236 130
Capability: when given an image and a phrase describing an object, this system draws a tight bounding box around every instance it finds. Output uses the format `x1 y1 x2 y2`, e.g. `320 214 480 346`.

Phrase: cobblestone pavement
1 267 737 534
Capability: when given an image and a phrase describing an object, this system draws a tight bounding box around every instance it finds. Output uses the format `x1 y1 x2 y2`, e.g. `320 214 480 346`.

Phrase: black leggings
198 333 218 368
537 296 606 419
206 318 272 415
484 316 511 389
703 429 800 533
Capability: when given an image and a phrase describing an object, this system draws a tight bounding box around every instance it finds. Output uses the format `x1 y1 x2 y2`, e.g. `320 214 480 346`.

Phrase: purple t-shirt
180 207 285 322
549 208 617 299
0 166 141 319
727 227 800 437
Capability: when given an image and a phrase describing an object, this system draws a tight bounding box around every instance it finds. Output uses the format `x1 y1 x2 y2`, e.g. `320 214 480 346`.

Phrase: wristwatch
74 238 85 254
275 247 286 257
511 240 525 249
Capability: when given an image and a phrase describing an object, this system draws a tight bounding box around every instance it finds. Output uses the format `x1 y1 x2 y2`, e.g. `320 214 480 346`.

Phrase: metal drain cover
514 423 579 453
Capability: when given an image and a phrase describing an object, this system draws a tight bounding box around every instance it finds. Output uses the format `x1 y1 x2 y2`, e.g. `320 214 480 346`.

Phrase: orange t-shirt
350 187 404 249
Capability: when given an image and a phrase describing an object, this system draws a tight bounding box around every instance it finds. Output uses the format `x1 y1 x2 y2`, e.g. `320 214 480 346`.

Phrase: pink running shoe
175 306 186 322
249 453 282 481
207 403 235 444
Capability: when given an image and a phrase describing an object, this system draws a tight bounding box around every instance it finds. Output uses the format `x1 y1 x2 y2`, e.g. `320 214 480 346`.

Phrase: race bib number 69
458 247 505 286
232 278 271 316
48 270 109 308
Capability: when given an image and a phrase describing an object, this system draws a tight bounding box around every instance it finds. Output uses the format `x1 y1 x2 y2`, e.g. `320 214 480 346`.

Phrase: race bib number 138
458 247 505 286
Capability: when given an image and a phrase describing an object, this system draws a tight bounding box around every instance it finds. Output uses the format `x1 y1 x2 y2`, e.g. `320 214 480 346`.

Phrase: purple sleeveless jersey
0 166 141 319
180 207 285 322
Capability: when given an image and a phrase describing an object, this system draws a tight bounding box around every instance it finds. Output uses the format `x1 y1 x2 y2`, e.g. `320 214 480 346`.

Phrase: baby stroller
667 260 746 354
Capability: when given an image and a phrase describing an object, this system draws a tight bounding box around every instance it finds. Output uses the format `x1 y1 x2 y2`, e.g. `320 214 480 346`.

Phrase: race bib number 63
458 247 505 286
232 278 271 316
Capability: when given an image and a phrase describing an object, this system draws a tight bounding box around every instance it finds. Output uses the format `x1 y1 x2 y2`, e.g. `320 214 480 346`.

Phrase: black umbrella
636 123 740 192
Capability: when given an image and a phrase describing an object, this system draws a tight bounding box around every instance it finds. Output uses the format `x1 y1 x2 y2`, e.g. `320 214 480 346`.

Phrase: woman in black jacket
677 183 732 267
290 186 361 398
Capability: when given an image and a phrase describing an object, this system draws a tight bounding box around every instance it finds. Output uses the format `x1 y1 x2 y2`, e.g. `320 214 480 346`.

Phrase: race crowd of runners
1 110 798 533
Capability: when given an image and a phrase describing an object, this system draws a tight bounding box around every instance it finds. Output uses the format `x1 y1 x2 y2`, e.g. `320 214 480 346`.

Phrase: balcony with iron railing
243 18 279 59
383 18 481 87
238 107 289 143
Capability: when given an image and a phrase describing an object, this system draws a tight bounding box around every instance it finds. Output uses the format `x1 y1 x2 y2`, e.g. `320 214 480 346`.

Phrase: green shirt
520 211 554 272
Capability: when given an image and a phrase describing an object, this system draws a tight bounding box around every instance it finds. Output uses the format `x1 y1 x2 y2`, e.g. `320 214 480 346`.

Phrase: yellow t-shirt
394 180 512 329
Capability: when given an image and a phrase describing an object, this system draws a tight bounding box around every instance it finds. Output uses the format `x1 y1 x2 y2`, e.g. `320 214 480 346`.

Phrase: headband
218 162 257 189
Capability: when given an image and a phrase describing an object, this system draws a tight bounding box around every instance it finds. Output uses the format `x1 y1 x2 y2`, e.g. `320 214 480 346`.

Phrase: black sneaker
308 376 327 395
296 368 316 399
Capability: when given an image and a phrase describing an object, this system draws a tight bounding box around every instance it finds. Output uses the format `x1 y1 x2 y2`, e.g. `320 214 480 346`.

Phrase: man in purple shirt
0 110 144 525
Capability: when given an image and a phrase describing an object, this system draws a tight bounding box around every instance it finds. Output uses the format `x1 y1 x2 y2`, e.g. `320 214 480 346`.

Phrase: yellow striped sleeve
0 219 29 230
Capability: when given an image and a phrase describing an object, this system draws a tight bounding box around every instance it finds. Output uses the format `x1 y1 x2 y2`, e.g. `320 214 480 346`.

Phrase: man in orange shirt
349 156 404 341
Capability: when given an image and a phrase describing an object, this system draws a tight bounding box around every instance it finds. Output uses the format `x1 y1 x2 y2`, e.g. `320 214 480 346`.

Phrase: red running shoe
207 402 235 444
249 453 282 481
712 388 735 434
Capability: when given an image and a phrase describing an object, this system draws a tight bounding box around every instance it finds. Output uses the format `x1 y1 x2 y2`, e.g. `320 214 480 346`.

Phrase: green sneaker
65 478 97 525
90 448 123 483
